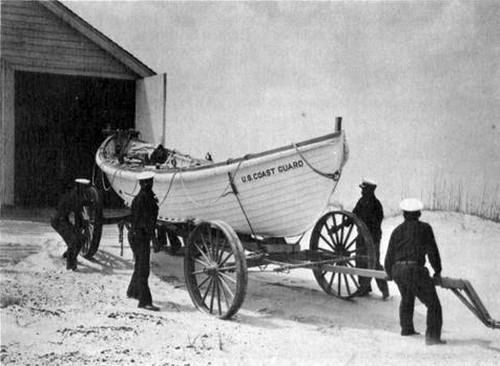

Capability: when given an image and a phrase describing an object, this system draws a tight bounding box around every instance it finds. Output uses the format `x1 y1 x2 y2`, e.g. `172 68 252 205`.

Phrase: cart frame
73 194 500 328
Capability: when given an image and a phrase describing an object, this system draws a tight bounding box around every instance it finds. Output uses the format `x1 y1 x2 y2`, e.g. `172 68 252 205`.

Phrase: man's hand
433 272 442 286
385 272 392 281
128 230 136 244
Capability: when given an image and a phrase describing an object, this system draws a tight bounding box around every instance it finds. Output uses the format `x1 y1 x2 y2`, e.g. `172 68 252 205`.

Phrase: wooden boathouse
0 0 156 208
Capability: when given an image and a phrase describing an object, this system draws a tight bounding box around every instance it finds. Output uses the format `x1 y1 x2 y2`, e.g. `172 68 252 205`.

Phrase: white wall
135 73 167 145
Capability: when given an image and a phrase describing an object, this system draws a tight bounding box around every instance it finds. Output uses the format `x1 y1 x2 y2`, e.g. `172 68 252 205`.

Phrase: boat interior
105 129 213 169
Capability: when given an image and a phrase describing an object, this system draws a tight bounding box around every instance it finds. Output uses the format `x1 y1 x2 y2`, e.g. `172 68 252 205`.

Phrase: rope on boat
176 158 246 208
292 143 341 181
101 168 122 193
101 170 112 191
178 170 232 208
158 171 178 207
227 171 258 239
122 175 139 197
224 160 269 252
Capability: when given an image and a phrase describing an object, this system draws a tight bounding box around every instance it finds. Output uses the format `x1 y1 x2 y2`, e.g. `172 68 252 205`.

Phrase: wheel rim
80 206 94 255
184 221 247 319
310 211 375 299
79 187 102 258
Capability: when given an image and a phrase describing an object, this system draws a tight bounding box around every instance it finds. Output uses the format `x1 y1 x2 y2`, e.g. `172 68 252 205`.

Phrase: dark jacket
52 187 85 223
385 218 442 279
131 188 158 235
353 194 384 240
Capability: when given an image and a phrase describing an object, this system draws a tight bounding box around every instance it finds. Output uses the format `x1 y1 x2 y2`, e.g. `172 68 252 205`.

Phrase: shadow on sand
77 250 134 274
447 338 500 353
147 248 403 333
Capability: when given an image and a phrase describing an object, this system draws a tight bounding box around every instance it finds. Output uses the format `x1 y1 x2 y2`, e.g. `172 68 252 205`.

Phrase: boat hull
96 131 347 238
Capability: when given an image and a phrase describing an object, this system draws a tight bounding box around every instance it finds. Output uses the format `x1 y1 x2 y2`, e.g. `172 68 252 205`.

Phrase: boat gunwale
97 130 343 174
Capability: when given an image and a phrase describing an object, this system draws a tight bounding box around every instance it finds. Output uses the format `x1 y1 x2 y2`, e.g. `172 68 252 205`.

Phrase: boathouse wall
0 0 155 208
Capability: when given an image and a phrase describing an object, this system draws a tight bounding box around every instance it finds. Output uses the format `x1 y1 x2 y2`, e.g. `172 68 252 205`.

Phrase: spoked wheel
79 186 104 259
310 210 375 299
184 220 247 319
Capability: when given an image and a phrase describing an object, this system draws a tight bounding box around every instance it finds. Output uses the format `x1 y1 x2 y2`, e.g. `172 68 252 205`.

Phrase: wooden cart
76 196 499 329
74 116 498 328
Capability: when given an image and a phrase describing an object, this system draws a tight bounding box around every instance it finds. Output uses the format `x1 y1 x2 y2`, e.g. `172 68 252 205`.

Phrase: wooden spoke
219 251 233 267
216 238 228 263
193 256 211 267
339 215 346 245
218 274 235 301
192 269 207 276
220 278 231 309
343 223 355 247
219 271 237 284
343 274 352 297
319 233 337 252
193 242 212 264
326 223 338 248
328 272 335 289
331 215 341 246
348 274 359 288
213 230 221 260
201 277 215 303
344 236 359 252
195 275 211 290
218 265 237 272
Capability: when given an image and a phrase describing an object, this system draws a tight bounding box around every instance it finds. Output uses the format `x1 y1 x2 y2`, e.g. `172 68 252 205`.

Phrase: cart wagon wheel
80 186 103 259
184 220 247 319
310 210 375 299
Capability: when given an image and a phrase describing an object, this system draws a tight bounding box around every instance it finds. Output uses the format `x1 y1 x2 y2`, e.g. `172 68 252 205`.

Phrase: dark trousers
127 229 153 307
392 264 442 340
51 217 83 268
358 237 388 294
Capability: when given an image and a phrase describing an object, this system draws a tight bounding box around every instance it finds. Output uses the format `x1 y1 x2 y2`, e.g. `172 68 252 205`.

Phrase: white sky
63 0 500 213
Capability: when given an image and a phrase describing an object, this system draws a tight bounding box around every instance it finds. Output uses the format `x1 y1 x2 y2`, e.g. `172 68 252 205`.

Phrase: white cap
359 178 377 188
137 171 155 181
399 198 424 212
75 178 90 185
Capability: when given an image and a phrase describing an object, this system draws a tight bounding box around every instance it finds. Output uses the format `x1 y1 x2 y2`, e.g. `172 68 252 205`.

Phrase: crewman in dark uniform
127 171 160 311
385 198 445 345
353 178 389 299
51 178 90 270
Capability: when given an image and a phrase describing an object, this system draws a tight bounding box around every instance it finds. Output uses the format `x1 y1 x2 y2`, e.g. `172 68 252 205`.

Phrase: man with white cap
352 178 389 299
385 198 445 345
51 178 91 270
127 171 160 311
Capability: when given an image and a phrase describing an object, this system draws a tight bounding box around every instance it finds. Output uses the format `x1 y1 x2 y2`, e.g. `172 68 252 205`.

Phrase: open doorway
14 71 135 207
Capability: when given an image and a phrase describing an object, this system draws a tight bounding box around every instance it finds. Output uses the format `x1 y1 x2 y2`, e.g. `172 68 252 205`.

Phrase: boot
66 258 77 271
426 338 446 345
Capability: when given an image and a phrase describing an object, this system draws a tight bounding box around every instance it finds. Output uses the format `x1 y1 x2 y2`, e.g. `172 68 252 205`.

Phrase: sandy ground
1 211 499 365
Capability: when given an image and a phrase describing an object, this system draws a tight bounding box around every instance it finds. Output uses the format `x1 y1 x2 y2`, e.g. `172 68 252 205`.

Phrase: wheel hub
204 264 219 276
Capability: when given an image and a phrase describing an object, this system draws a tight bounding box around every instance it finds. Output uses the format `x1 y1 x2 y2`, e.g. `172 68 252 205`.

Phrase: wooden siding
0 60 15 206
1 1 139 79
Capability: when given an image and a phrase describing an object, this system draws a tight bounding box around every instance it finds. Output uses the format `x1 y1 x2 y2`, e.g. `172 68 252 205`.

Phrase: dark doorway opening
15 71 135 207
